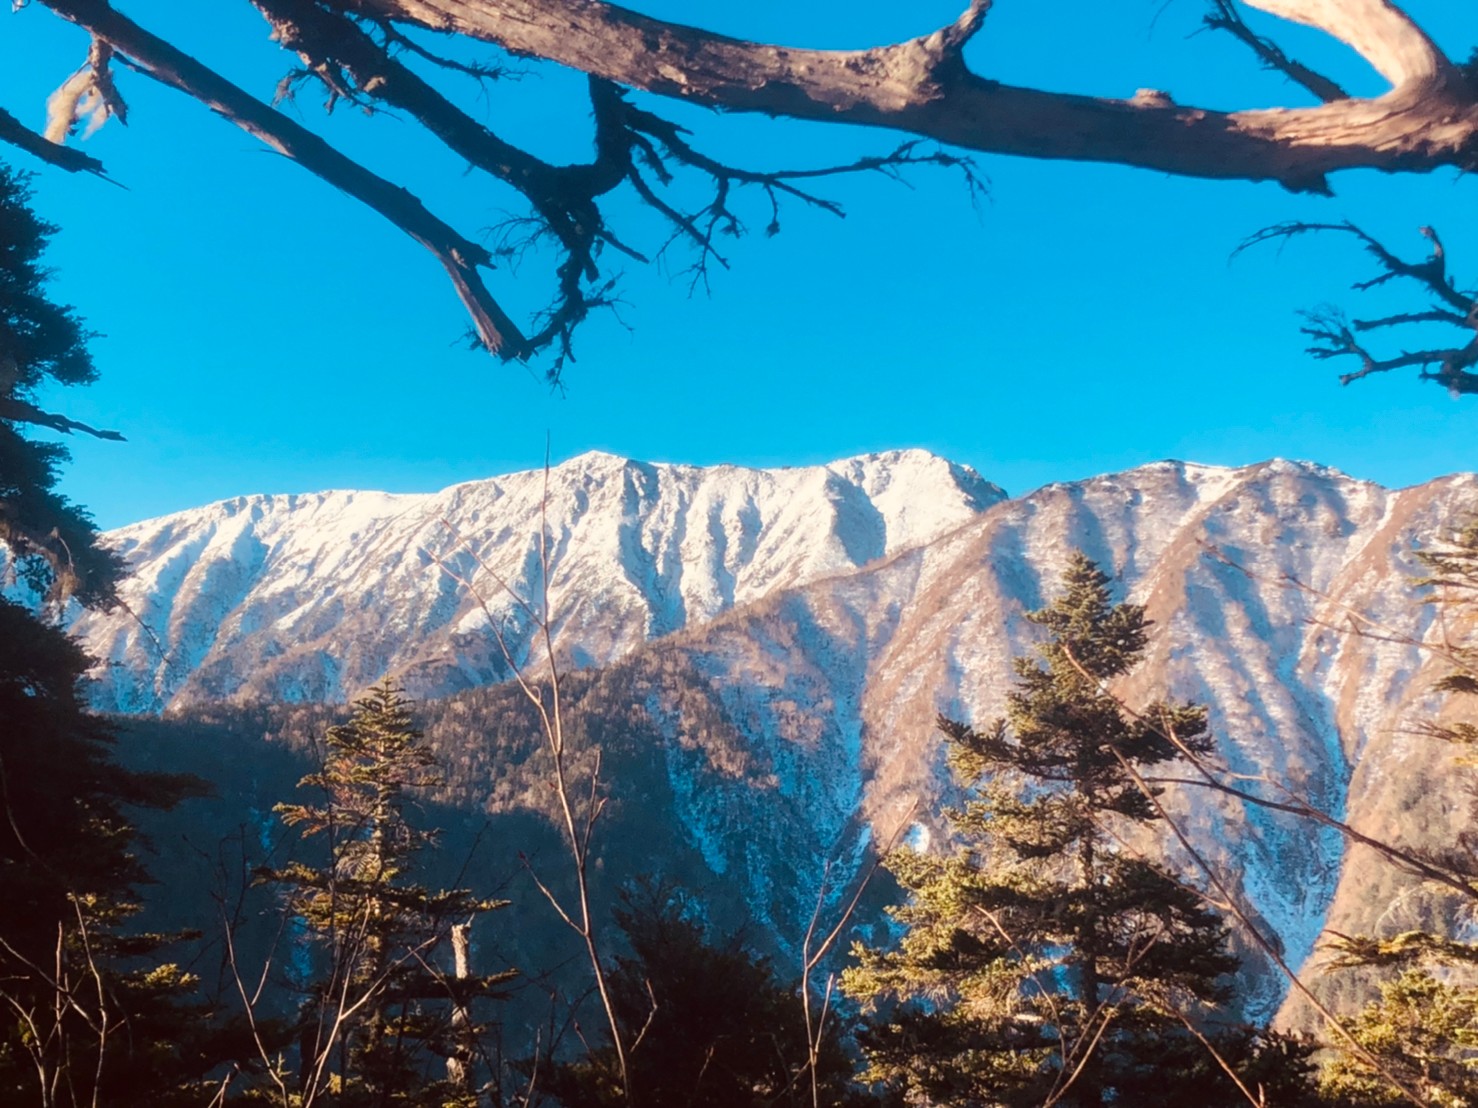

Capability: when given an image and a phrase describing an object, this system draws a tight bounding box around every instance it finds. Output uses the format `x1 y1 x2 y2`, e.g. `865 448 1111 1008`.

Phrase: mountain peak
75 451 999 712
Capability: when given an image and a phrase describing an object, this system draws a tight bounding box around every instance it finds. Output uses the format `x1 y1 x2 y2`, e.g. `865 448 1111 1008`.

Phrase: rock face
74 449 1002 712
74 452 1478 1023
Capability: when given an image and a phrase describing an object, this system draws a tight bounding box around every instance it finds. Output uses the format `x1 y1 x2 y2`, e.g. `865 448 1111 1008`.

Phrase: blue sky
2 0 1474 528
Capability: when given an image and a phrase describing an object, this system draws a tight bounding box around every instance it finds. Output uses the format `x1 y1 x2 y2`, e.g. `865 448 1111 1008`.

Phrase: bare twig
432 447 632 1100
1238 221 1478 395
1203 0 1347 103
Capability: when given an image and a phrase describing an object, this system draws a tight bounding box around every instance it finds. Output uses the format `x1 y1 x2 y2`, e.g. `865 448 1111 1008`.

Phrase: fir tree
261 681 514 1106
843 552 1311 1108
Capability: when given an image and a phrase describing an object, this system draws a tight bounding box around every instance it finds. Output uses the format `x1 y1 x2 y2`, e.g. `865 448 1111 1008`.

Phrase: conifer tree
262 681 514 1106
0 162 234 1107
843 552 1312 1108
0 160 122 610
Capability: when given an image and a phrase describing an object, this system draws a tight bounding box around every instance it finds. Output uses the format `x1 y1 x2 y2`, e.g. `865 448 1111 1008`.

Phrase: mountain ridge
71 448 1005 712
63 449 1478 1029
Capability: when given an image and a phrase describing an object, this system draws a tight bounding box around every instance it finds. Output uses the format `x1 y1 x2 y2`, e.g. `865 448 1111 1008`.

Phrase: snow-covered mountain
74 449 1003 712
78 451 1478 1023
596 456 1478 1023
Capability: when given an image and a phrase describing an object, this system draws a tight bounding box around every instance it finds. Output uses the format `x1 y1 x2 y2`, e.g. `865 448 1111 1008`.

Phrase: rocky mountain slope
600 457 1478 1023
82 452 1478 1025
74 449 1001 712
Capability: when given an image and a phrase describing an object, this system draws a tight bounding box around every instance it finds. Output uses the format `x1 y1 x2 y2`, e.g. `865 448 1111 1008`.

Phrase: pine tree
261 681 514 1106
843 552 1311 1108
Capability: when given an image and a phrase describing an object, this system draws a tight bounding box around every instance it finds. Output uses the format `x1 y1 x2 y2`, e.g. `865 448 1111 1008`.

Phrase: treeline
11 536 1478 1105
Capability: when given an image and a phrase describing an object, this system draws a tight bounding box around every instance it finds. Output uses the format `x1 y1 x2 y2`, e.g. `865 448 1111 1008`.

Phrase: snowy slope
598 458 1478 1021
72 449 1003 712
73 452 1478 1023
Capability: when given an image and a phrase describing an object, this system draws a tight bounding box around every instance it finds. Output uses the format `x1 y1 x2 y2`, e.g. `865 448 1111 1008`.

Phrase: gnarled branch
341 0 1477 192
1240 221 1478 394
7 0 1477 372
39 0 528 356
250 0 984 371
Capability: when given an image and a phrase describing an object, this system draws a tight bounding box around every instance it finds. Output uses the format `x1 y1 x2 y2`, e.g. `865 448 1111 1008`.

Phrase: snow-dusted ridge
545 454 1471 1024
65 451 1478 1026
74 448 1004 712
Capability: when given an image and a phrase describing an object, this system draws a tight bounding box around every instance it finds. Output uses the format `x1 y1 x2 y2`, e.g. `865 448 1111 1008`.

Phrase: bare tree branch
9 0 1476 374
0 397 124 441
341 0 1475 193
37 0 527 357
0 106 107 175
1239 221 1478 394
1203 0 1348 103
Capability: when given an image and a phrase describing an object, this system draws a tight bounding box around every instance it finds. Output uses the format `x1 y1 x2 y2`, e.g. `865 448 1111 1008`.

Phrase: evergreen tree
1320 970 1478 1107
0 600 235 1107
0 160 121 610
843 552 1311 1108
261 681 514 1106
0 162 233 1107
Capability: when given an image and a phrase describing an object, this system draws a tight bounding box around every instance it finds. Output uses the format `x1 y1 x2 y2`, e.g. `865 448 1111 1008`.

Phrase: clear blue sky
2 0 1473 529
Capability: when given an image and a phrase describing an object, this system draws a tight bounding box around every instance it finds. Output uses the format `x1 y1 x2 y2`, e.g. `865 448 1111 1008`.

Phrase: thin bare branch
1239 221 1478 395
1203 0 1347 103
0 106 108 175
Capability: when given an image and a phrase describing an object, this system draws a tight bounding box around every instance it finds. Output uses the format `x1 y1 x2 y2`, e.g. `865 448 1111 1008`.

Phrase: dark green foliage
539 882 871 1108
0 599 230 1107
844 553 1310 1108
259 681 515 1106
0 167 240 1106
0 161 121 609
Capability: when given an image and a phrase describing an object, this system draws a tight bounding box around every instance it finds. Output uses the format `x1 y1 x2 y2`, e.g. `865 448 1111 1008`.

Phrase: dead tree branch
0 107 107 176
4 0 1473 374
334 0 1475 191
36 0 527 357
1203 0 1347 103
1239 221 1478 395
0 397 124 441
